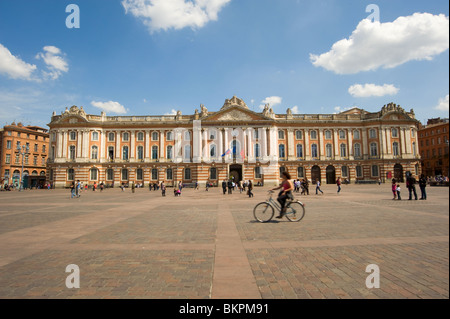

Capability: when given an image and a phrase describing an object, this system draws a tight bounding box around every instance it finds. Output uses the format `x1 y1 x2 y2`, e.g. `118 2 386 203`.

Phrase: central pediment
204 105 273 123
216 109 253 121
221 96 249 111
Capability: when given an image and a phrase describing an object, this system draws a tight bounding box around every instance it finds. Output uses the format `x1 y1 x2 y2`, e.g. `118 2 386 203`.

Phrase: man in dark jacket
222 180 227 195
418 174 427 200
406 175 418 200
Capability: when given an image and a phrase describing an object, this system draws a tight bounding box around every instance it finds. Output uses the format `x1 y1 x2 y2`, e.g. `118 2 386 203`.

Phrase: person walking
315 179 323 195
70 181 76 199
227 179 233 194
247 180 254 198
76 180 81 198
336 177 342 194
131 182 135 193
303 179 309 195
161 181 166 197
418 174 427 200
222 180 227 195
406 174 418 200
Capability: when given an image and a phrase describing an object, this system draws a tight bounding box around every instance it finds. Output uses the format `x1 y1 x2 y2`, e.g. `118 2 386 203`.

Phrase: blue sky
0 0 448 128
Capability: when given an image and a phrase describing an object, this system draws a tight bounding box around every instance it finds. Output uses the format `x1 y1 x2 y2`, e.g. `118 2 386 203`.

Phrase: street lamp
16 142 29 191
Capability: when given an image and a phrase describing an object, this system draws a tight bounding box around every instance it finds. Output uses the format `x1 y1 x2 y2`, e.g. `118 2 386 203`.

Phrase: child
392 180 397 200
396 184 402 200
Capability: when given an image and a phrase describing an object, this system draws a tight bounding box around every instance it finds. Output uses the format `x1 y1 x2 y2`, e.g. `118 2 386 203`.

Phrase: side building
47 97 421 188
418 118 449 177
0 123 49 188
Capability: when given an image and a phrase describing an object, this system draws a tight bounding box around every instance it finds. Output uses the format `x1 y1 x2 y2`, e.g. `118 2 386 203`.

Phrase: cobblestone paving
0 184 448 299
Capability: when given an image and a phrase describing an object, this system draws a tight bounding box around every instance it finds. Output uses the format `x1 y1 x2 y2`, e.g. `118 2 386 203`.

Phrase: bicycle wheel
285 202 305 222
253 202 274 223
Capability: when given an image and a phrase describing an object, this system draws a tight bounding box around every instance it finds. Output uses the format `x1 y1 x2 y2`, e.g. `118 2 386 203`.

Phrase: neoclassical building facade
47 96 421 188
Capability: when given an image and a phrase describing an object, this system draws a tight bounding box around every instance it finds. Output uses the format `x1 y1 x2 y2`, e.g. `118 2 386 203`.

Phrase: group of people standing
391 174 428 201
221 179 254 197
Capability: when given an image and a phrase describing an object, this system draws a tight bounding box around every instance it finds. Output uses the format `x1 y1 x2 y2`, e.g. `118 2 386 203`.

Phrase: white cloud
310 13 449 74
435 94 449 111
36 46 69 80
291 106 300 114
91 101 128 114
348 84 399 98
165 109 177 115
0 43 37 80
259 96 282 110
122 0 231 32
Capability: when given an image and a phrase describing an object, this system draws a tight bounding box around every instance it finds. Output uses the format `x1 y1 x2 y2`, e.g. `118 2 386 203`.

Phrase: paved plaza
0 183 448 299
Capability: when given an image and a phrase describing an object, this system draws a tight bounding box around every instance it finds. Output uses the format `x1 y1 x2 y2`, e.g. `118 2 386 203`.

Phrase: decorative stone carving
221 96 248 110
217 110 252 121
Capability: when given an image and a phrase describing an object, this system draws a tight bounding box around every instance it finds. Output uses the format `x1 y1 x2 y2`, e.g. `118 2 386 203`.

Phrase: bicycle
253 191 306 223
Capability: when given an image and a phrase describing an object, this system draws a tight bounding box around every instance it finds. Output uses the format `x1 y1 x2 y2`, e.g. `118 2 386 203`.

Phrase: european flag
221 149 231 157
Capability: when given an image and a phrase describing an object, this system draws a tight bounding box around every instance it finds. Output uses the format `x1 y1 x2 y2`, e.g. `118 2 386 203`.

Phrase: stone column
348 129 353 160
100 130 106 161
116 131 121 159
160 130 165 162
400 128 406 155
304 129 310 160
362 129 368 159
76 130 82 159
145 131 150 160
287 129 295 161
333 129 339 159
130 131 135 160
319 129 325 160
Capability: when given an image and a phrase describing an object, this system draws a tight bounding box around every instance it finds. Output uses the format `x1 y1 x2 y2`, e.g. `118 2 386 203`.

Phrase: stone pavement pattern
0 184 448 299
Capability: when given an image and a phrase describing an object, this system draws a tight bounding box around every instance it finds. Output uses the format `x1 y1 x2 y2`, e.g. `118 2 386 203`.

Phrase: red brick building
418 118 449 177
0 123 49 188
47 97 421 188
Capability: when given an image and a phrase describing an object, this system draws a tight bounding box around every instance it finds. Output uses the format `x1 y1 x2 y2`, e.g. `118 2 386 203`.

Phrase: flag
221 149 231 157
240 149 245 159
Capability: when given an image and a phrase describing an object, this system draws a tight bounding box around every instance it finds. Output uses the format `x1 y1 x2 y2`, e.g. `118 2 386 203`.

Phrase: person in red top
271 171 294 219
336 177 342 194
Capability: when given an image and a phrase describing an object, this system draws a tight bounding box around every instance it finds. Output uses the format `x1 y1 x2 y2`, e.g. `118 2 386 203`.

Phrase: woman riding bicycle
271 171 294 218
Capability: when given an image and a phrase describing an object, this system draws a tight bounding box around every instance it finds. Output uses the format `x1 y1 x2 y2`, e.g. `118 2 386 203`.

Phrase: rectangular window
297 167 304 178
151 169 158 180
210 168 217 180
137 169 143 180
255 167 262 179
5 154 11 164
184 168 191 180
122 169 128 181
6 140 12 149
371 165 379 177
166 168 173 180
107 169 114 181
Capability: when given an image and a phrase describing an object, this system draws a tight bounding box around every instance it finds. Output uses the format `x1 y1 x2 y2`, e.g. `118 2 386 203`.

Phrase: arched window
122 146 129 160
340 143 347 157
311 144 318 158
370 143 378 157
254 143 261 158
279 144 285 158
354 143 361 158
392 128 398 138
326 144 333 158
69 145 76 160
152 146 158 160
91 146 98 160
393 142 400 156
296 144 303 158
167 146 173 160
137 146 144 160
184 145 191 161
210 144 216 158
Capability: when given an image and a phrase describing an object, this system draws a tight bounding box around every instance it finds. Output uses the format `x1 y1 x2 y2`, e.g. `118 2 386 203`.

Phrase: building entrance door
326 165 336 184
230 164 243 182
